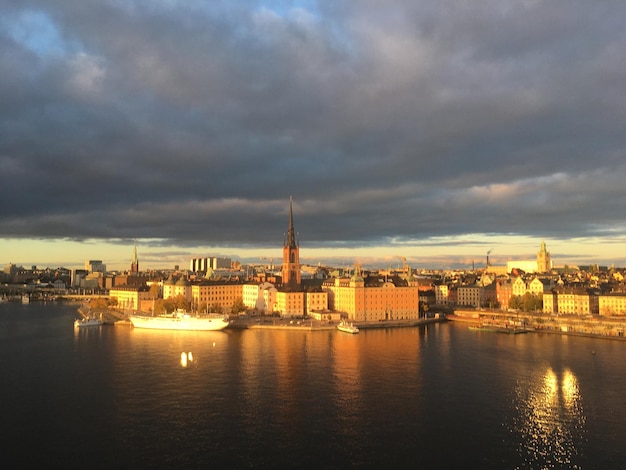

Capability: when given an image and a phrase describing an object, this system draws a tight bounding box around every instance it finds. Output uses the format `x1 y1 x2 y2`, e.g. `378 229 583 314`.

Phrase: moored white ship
74 317 104 328
337 320 359 334
130 309 230 331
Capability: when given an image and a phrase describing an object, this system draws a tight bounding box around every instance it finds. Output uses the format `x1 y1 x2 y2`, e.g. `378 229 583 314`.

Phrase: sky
2 0 626 271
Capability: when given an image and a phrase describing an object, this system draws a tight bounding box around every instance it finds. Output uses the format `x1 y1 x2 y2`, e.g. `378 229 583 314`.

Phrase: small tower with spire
130 240 139 273
282 196 301 290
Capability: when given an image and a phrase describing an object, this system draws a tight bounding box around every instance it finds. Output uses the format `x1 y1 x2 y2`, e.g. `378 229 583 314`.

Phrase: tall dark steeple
130 239 139 273
282 196 301 289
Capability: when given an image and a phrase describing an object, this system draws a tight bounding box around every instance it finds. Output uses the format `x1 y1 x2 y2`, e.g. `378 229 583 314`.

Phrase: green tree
230 297 246 315
509 295 521 310
149 283 160 299
209 302 223 314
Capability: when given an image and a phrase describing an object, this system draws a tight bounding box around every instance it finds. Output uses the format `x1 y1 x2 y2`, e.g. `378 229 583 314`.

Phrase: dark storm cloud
1 0 626 248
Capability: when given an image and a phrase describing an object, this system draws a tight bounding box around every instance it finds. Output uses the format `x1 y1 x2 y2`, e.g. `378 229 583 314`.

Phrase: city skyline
2 2 626 270
2 234 622 272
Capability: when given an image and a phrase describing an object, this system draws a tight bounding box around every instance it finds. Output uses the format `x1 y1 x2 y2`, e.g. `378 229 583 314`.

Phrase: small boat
130 309 230 331
21 295 30 304
469 324 527 334
337 320 360 334
74 317 104 328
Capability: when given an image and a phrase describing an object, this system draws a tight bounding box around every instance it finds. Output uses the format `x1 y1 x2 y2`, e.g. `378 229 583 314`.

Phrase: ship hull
130 314 230 331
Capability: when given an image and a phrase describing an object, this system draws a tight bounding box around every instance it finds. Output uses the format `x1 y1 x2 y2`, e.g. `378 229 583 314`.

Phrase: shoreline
450 310 626 341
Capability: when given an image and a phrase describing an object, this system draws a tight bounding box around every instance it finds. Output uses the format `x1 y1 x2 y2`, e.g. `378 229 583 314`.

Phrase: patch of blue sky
256 0 320 18
4 9 79 59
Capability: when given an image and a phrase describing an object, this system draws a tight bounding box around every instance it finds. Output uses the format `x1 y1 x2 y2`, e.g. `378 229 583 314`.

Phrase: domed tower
282 196 301 290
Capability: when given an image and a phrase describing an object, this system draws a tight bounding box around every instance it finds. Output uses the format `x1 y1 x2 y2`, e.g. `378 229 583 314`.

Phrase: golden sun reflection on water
511 367 586 468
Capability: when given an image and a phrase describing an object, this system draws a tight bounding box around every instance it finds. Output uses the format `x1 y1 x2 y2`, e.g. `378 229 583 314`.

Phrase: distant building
4 263 18 275
189 257 232 274
537 241 552 273
85 260 106 273
507 241 553 274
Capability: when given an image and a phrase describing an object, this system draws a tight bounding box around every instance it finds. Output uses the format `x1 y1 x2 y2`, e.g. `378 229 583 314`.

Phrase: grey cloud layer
1 0 625 248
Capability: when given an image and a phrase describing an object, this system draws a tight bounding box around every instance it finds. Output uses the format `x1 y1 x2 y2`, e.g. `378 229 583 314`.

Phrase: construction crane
259 257 273 270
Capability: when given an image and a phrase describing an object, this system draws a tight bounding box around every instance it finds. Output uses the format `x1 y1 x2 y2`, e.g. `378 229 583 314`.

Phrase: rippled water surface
2 302 626 468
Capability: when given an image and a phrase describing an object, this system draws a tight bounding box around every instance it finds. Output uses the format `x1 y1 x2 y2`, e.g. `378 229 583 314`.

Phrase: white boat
74 317 104 328
130 309 230 331
337 320 359 334
21 295 30 304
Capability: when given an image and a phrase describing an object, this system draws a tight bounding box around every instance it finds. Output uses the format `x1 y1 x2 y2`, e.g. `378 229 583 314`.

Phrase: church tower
282 196 301 290
537 240 551 273
131 240 139 273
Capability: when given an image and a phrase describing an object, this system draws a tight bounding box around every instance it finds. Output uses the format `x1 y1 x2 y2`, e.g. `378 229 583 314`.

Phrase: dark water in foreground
1 302 626 469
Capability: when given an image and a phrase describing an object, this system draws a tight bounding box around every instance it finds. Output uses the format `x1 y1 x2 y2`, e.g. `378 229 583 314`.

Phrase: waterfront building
457 284 483 308
162 276 192 301
496 279 513 309
598 293 626 316
545 287 600 315
306 290 329 316
323 266 420 322
543 291 557 314
109 285 151 311
191 281 244 313
275 290 305 317
242 282 277 313
434 283 449 305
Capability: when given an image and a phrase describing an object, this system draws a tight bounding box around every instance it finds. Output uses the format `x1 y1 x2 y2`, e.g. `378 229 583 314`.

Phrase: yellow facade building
275 291 305 318
109 285 151 311
323 270 420 322
599 293 626 316
192 282 244 313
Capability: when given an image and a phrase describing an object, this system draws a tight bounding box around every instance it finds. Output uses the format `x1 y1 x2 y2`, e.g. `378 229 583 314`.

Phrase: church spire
282 196 300 289
285 195 297 249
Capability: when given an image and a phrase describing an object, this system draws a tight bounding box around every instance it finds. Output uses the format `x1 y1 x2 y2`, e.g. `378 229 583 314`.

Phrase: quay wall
452 309 626 340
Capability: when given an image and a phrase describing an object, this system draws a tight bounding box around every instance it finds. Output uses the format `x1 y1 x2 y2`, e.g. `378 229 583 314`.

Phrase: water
2 302 626 469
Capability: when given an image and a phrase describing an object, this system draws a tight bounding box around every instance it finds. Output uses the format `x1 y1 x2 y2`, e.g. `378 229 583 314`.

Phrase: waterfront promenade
76 304 626 340
451 309 626 340
80 306 446 331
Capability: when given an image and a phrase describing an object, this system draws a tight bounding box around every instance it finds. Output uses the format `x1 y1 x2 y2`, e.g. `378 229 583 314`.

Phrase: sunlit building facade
323 269 419 322
275 291 305 318
192 282 244 313
598 293 626 316
543 287 599 315
457 285 483 308
109 285 151 311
